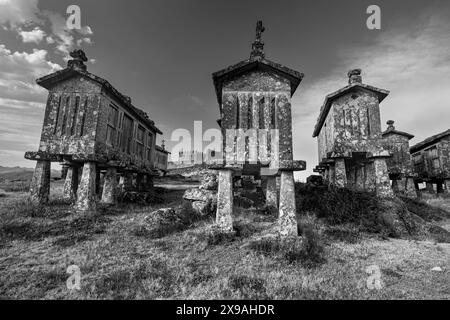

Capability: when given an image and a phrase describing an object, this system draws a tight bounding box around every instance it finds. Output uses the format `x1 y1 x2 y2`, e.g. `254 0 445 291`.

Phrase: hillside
0 166 60 182
0 176 449 299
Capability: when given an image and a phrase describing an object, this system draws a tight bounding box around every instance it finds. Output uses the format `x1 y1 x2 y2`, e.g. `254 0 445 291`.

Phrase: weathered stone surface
192 200 216 217
101 167 117 204
63 166 78 202
334 158 347 188
278 171 297 237
216 170 234 231
265 176 278 209
404 177 417 198
426 182 435 193
199 172 218 190
444 180 450 193
212 22 305 237
29 160 51 205
374 158 394 197
25 49 164 208
75 162 96 212
183 188 215 202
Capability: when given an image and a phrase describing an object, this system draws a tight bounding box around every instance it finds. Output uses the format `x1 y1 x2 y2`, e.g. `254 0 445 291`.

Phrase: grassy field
0 180 449 300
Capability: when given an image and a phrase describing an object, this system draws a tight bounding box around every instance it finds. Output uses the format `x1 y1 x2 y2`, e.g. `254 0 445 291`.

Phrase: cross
255 20 265 42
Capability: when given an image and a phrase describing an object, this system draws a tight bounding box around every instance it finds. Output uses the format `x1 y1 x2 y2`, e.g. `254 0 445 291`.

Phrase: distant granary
312 69 394 197
211 21 306 236
25 49 162 211
381 120 416 196
154 141 170 176
410 129 450 194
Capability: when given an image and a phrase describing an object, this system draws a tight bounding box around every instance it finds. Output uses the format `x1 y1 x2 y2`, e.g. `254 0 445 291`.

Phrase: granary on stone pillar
410 128 450 194
154 141 171 176
211 21 306 236
381 120 416 196
25 49 162 210
312 69 393 197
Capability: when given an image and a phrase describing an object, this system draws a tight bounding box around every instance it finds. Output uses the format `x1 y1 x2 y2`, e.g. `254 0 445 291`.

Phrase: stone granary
154 142 170 176
381 120 416 196
211 21 306 236
25 50 162 211
410 129 450 194
312 69 393 197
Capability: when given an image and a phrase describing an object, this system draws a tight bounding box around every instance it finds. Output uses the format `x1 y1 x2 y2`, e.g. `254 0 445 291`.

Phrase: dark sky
0 0 449 180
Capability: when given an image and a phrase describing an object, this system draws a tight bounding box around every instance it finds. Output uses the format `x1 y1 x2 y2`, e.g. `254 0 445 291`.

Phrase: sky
0 0 449 181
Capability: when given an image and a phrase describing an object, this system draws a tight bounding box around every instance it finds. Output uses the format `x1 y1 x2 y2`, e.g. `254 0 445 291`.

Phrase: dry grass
0 181 449 300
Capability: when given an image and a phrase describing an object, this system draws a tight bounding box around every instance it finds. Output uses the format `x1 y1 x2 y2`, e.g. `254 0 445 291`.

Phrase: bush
400 196 450 222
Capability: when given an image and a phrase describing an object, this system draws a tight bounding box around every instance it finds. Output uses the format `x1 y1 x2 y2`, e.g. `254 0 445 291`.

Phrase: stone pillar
278 171 298 237
444 180 450 193
436 182 444 194
334 158 347 188
404 177 417 198
95 169 101 195
329 165 335 185
397 177 406 192
373 158 394 197
364 162 376 192
391 179 399 193
136 174 143 191
61 165 69 180
355 164 365 190
122 172 133 191
145 174 154 191
63 166 78 202
426 182 435 193
75 162 97 212
101 167 117 204
216 169 234 231
30 160 51 205
265 176 278 209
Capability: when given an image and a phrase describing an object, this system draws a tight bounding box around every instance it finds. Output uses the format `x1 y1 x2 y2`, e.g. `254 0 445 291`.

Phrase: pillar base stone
75 162 97 213
30 160 51 205
63 166 78 202
278 171 298 237
216 169 234 231
101 167 117 204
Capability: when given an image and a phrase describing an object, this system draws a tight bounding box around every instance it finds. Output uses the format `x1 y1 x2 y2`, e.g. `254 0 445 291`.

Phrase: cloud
18 27 46 43
0 0 41 29
0 44 62 165
0 1 95 58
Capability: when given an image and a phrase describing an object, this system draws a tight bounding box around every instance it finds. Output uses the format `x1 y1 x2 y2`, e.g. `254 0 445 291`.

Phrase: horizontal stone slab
24 151 63 162
278 160 307 171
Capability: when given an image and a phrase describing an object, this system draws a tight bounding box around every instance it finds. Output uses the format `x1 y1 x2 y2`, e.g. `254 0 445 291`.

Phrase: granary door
121 114 134 154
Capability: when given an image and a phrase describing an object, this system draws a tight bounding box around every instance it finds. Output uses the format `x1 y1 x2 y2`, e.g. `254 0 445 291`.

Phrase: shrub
400 196 449 222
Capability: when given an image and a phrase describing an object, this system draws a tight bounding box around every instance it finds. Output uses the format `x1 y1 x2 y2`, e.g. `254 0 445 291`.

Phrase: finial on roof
68 49 88 71
348 68 362 84
386 120 395 131
250 20 265 61
162 139 165 150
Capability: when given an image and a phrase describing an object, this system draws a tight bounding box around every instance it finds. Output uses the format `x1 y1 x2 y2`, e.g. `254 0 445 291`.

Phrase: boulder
199 172 218 190
183 188 215 202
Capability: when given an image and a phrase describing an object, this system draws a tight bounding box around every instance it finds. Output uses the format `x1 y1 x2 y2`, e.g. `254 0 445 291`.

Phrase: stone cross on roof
250 20 265 61
255 20 265 42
